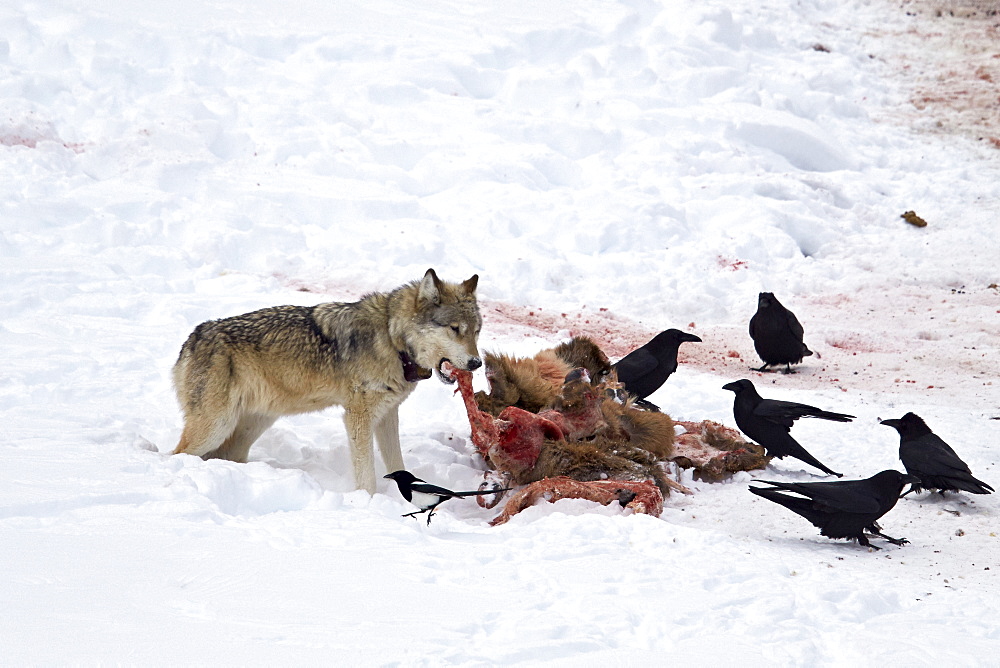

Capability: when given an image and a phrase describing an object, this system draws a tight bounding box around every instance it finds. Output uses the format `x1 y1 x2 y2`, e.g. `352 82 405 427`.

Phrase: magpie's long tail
451 487 513 497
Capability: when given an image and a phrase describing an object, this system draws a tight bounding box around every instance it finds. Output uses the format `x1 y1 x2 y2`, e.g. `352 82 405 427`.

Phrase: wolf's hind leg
375 406 405 475
209 413 277 462
173 410 240 459
173 346 246 460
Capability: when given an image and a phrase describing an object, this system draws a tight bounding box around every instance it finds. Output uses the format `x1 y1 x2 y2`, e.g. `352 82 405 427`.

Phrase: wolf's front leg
375 406 405 475
343 406 377 494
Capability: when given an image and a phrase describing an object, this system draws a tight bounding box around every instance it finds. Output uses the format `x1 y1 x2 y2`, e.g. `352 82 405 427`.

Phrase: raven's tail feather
770 440 843 477
810 410 854 423
954 477 995 495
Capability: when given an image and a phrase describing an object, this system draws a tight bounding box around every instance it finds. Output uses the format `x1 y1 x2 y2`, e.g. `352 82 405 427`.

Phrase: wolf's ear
418 268 442 304
462 274 479 295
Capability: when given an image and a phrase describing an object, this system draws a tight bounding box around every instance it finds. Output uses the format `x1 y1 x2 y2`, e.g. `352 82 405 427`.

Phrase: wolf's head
405 268 483 383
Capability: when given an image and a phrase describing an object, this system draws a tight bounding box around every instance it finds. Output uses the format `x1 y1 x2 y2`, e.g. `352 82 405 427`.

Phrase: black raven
749 292 813 373
384 471 510 524
613 329 702 411
879 413 994 496
723 378 849 477
749 469 918 549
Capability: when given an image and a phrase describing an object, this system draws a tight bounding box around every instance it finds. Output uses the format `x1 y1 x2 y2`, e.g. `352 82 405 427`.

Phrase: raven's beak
901 473 921 485
681 333 703 343
722 381 740 392
879 418 902 429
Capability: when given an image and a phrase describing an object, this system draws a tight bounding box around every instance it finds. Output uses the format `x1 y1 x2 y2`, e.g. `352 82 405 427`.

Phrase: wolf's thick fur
172 269 482 493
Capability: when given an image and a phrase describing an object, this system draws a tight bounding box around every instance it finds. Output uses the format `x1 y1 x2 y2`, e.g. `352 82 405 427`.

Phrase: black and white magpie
384 470 510 524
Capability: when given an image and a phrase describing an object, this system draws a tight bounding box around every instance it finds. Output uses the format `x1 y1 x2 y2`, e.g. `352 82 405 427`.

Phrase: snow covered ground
2 0 998 664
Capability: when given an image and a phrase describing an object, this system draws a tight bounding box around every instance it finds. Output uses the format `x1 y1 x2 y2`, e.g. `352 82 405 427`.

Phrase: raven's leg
856 534 881 551
866 522 908 546
868 530 908 546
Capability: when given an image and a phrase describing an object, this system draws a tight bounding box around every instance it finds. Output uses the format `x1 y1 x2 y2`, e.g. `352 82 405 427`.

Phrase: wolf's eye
451 325 460 334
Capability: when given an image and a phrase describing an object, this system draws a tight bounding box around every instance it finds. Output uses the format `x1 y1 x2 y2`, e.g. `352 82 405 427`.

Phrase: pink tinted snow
479 288 998 401
275 273 997 403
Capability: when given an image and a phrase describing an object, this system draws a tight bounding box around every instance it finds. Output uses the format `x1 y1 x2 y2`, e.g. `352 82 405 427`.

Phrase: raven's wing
752 398 819 426
782 306 805 340
753 479 882 514
754 398 853 425
614 348 658 385
902 435 975 476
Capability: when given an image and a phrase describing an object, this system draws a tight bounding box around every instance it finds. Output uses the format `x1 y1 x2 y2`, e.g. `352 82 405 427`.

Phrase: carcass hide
489 477 663 526
447 364 671 520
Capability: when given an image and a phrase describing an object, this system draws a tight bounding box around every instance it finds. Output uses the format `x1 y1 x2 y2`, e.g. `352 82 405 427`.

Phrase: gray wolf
172 269 482 493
